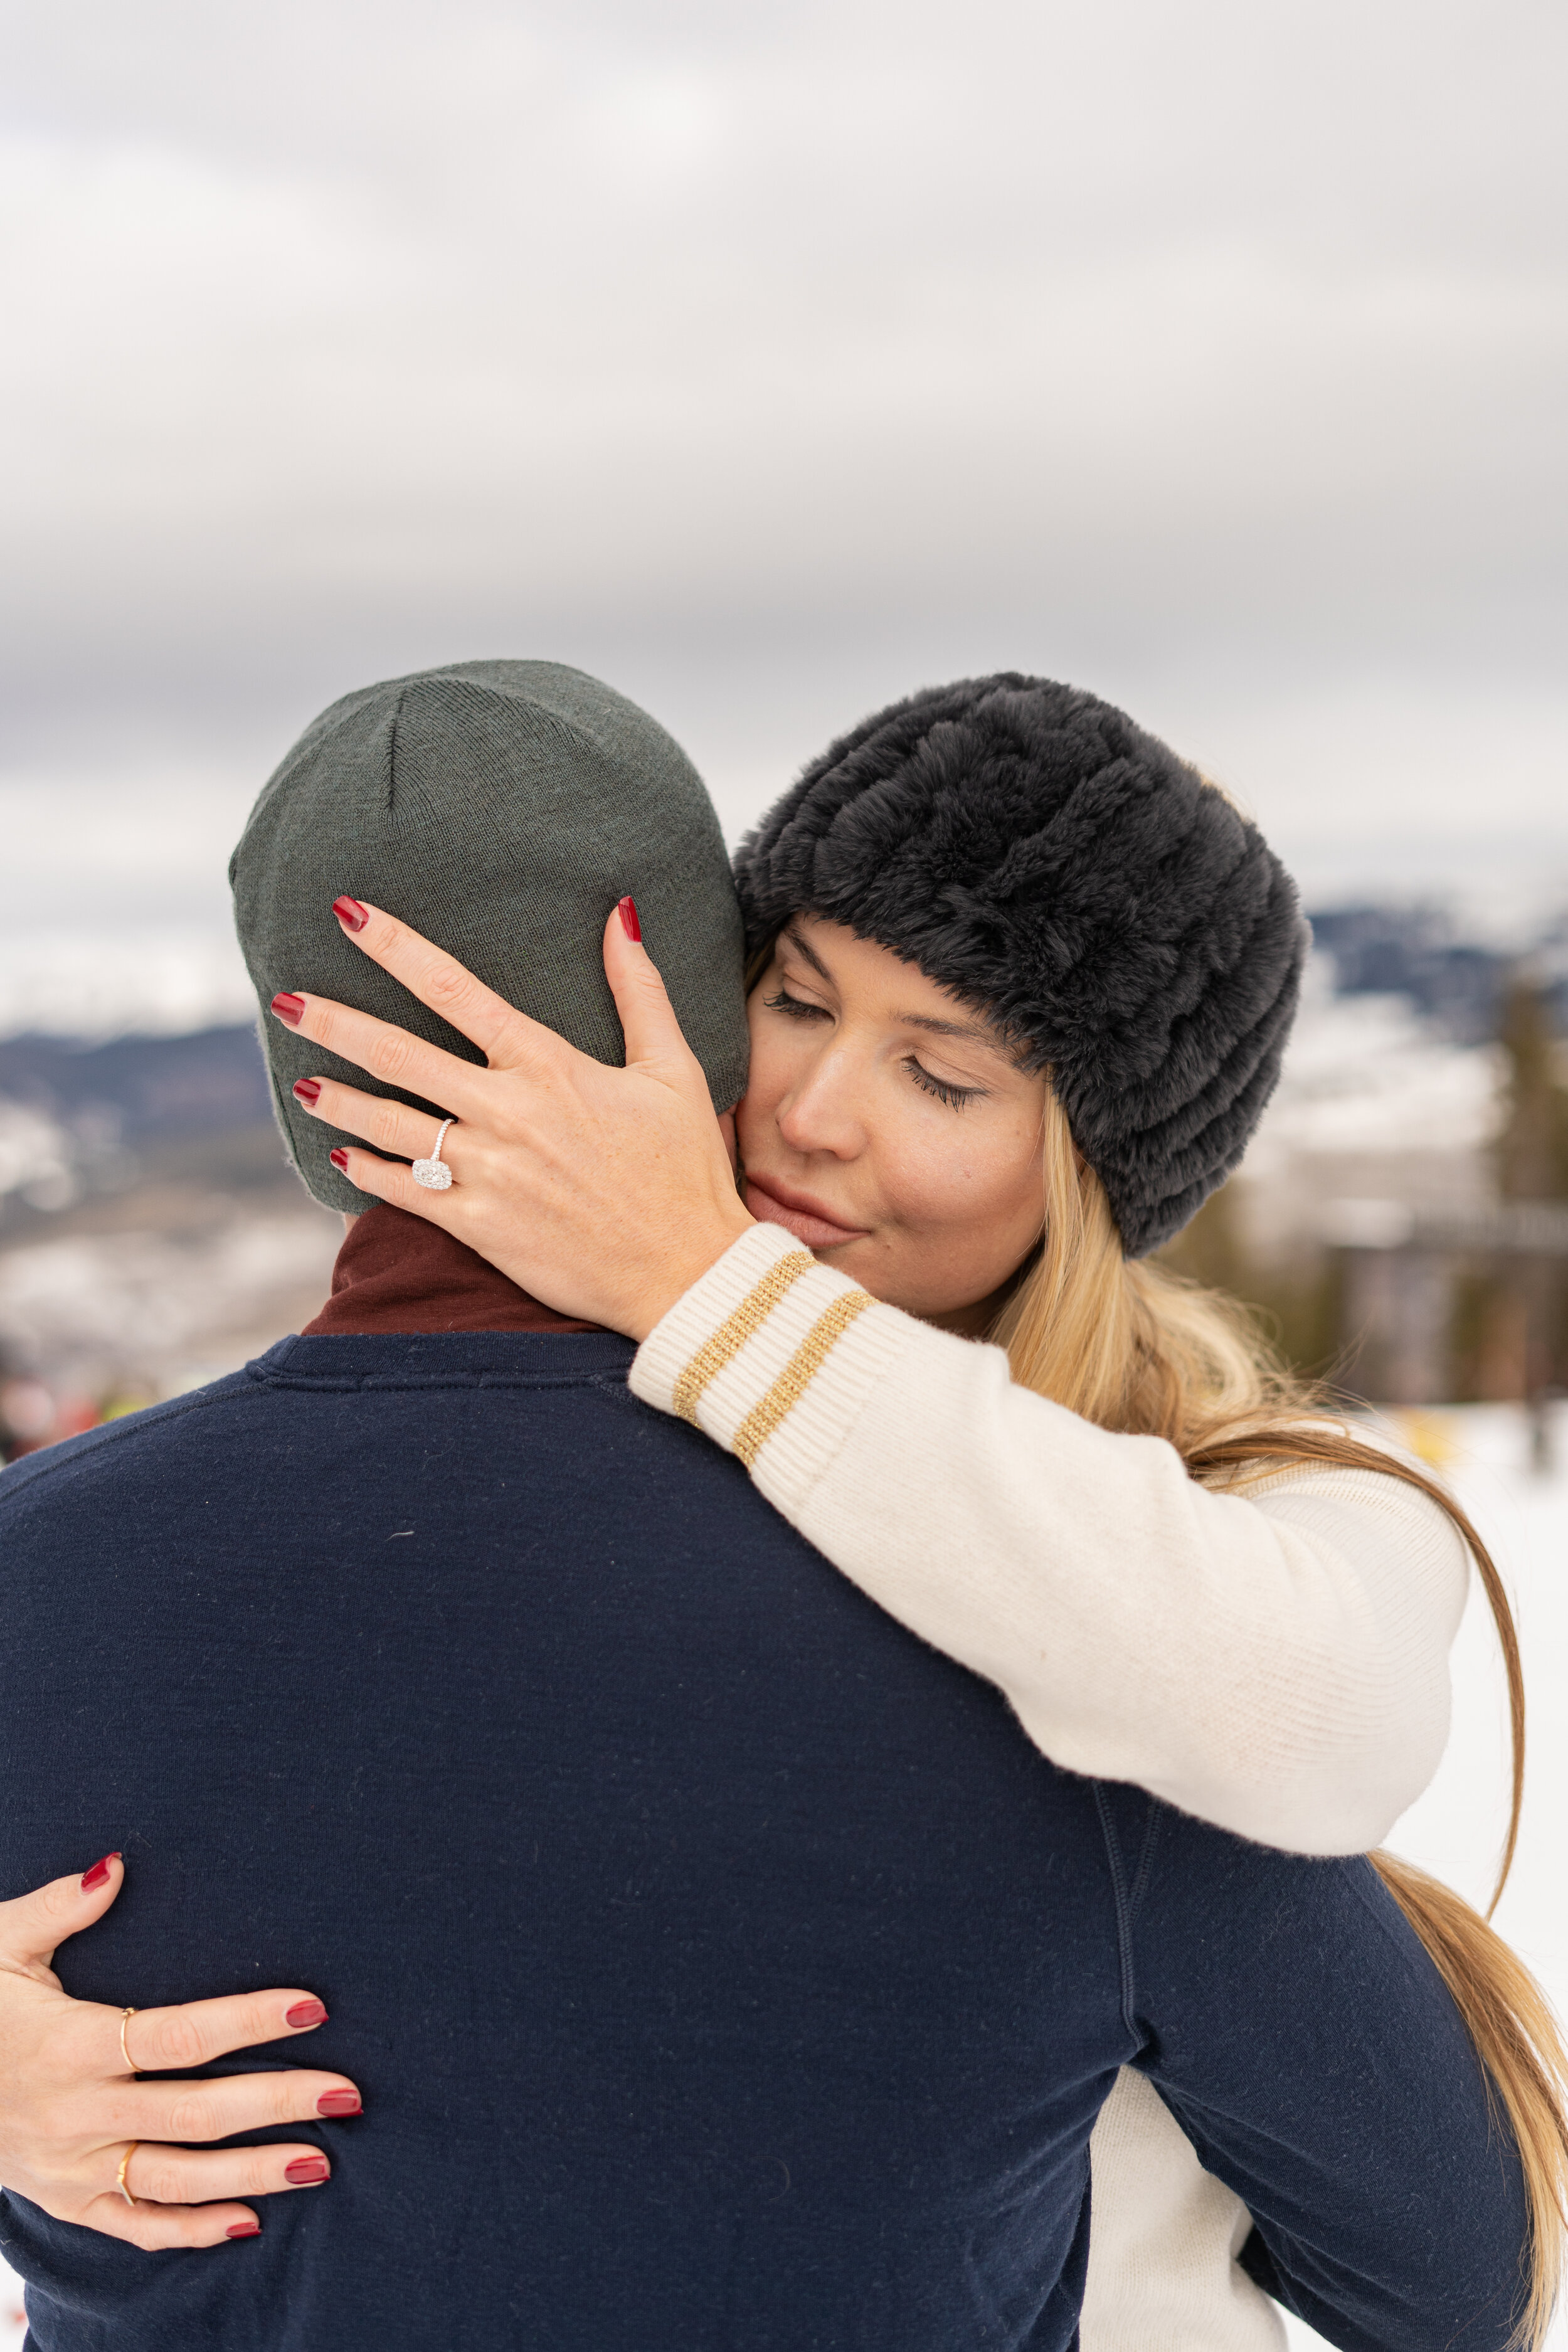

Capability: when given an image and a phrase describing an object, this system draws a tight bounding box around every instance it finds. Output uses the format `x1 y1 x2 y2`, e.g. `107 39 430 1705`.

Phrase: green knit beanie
230 660 750 1212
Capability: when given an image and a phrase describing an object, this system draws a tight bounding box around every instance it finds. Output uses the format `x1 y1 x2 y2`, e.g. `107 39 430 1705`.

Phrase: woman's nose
775 1049 866 1159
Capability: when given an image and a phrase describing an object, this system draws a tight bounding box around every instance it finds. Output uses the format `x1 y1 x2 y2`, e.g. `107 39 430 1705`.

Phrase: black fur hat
733 674 1308 1259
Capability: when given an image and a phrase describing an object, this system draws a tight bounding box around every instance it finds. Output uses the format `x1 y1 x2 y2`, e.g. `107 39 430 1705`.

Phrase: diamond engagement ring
411 1118 456 1191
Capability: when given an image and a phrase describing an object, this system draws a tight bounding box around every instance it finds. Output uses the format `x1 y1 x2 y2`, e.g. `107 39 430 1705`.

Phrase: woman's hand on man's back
0 1857 361 2249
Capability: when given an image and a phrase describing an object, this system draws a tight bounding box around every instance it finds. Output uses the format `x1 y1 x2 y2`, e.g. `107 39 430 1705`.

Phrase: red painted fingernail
270 992 305 1027
292 1078 322 1106
285 2156 331 2186
329 1148 349 1173
80 1853 120 1890
226 2222 262 2238
618 895 641 942
317 2089 361 2116
285 1998 328 2028
332 896 369 932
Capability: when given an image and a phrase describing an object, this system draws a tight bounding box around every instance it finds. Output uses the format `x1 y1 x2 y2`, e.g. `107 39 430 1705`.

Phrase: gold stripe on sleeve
670 1251 816 1423
731 1290 873 1470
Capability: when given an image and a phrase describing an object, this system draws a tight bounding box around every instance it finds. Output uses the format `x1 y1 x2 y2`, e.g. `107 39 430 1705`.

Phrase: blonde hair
990 1087 1568 2348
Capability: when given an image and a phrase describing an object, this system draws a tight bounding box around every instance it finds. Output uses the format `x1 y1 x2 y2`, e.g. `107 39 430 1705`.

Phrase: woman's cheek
907 1157 1042 1283
883 1143 1009 1233
734 1091 781 1173
735 1022 794 1151
733 1067 775 1160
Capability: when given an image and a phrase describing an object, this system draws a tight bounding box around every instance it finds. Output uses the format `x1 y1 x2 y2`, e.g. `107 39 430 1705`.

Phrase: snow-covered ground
1254 973 1504 1168
3 1402 1566 2348
0 1211 339 1405
1235 960 1507 1264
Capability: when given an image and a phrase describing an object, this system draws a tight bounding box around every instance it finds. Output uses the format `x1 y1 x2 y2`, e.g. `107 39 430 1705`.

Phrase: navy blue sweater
0 1329 1528 2350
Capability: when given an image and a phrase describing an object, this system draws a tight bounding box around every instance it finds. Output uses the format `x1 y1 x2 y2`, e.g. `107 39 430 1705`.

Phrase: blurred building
1168 911 1568 1413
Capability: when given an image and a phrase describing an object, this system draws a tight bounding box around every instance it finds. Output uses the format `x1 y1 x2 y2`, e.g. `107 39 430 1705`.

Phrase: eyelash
904 1061 983 1110
763 987 985 1110
763 987 827 1024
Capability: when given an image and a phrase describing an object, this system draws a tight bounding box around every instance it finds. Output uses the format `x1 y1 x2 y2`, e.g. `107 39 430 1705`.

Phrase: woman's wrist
623 1195 758 1342
629 1218 906 1505
632 1221 812 1401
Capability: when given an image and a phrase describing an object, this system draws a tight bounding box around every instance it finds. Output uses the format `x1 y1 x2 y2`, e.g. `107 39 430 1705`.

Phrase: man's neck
302 1202 605 1337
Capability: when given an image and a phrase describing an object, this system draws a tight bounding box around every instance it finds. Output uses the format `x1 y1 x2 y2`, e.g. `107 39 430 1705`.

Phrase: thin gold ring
119 2006 138 2072
116 2142 138 2208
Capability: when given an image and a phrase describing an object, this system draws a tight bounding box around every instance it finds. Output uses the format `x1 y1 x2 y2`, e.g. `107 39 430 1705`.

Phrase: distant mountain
0 1025 272 1141
0 904 1559 1151
1306 904 1568 1045
0 1024 336 1407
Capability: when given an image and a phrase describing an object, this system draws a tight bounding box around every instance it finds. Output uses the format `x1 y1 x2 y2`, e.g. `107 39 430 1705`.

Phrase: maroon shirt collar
302 1202 605 1337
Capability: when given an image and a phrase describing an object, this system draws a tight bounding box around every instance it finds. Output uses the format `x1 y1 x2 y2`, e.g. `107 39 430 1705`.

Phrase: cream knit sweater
630 1221 1469 2350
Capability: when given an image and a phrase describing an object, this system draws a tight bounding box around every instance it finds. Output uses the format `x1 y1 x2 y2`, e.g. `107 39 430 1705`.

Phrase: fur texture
733 674 1308 1258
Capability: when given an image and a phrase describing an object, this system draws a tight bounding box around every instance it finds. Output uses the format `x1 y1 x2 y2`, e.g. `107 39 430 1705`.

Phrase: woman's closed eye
767 986 987 1107
905 1059 985 1110
763 987 831 1023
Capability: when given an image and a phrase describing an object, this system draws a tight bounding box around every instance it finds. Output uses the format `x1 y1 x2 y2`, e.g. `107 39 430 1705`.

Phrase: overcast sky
3 0 1565 1026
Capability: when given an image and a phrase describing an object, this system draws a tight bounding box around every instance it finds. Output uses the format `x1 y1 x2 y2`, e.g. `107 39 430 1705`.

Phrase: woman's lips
744 1175 869 1250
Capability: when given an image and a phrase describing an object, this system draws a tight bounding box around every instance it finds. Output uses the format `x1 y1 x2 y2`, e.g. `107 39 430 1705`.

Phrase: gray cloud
1 0 1564 958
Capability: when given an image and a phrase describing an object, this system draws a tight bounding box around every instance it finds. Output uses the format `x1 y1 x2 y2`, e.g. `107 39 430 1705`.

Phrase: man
0 664 1528 2348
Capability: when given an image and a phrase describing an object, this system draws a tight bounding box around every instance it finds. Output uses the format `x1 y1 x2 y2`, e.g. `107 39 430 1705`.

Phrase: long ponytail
990 1088 1568 2347
1371 1853 1568 2349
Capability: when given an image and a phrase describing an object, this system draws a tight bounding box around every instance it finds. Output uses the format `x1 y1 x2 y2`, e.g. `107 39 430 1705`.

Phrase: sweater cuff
628 1222 911 1515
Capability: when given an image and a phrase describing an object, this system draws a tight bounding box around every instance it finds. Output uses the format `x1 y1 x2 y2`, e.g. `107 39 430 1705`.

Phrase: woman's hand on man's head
277 898 756 1342
0 1856 361 2249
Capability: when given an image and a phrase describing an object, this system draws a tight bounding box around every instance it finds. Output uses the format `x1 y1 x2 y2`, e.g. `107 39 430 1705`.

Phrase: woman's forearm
631 1222 1467 1856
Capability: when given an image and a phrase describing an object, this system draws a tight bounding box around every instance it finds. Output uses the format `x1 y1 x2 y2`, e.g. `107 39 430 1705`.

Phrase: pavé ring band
411 1118 455 1192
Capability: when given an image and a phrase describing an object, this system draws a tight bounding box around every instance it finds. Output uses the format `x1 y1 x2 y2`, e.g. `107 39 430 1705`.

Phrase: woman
281 673 1568 2340
3 675 1562 2337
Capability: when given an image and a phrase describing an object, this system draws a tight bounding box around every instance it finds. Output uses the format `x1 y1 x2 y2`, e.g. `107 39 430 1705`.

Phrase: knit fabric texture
734 674 1309 1257
631 1217 1466 1855
231 660 749 1211
0 1318 1529 2348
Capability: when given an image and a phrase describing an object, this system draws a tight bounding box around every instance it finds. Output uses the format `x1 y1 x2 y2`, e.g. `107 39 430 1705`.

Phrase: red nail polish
285 2156 331 2186
285 1998 328 2028
329 1148 349 1173
317 2089 361 2116
292 1078 322 1107
332 896 369 933
226 2222 262 2239
80 1853 120 1890
270 993 305 1028
618 895 641 942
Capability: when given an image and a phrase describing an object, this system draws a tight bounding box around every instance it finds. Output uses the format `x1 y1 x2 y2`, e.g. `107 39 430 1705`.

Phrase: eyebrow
901 1011 1002 1045
783 923 833 982
780 925 1009 1054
